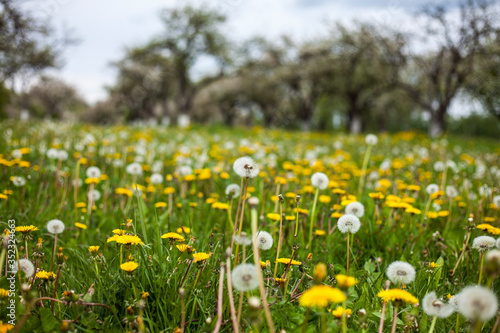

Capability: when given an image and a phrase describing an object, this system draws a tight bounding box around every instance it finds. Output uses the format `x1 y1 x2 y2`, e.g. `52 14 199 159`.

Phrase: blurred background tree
1 0 499 138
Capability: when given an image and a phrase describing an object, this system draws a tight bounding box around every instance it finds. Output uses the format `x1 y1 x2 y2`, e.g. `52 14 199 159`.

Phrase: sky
30 0 439 105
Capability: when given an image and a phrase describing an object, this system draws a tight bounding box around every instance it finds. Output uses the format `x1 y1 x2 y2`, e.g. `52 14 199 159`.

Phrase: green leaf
40 307 59 333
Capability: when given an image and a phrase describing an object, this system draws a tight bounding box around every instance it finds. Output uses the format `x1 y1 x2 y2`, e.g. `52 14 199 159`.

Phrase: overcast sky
32 0 437 104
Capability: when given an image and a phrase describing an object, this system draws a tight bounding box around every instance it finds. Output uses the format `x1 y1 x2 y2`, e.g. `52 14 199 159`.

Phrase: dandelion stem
378 301 387 333
390 305 398 333
428 316 437 333
50 234 58 271
234 177 249 265
478 252 485 285
307 188 319 249
274 200 283 279
213 264 225 333
346 233 350 276
358 144 372 194
251 206 276 333
451 231 471 276
225 251 240 333
456 313 460 333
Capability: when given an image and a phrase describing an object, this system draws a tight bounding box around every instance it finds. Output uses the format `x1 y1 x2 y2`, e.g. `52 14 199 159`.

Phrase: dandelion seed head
255 231 273 250
126 162 143 176
457 286 498 321
86 166 101 179
311 172 329 190
426 184 439 195
365 134 378 145
472 236 496 252
345 202 364 218
386 261 416 285
225 184 241 199
422 292 454 318
150 173 163 185
87 189 101 201
233 156 259 178
13 259 35 277
337 214 361 234
232 263 258 291
47 219 65 235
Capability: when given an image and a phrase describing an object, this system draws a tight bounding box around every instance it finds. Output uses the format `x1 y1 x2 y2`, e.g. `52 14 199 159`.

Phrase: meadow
0 121 499 333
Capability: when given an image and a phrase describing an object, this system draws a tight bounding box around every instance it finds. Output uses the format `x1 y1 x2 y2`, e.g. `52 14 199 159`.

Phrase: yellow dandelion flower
267 213 281 221
299 285 346 308
315 230 326 236
15 225 39 234
141 291 149 299
0 288 9 298
176 244 188 252
74 222 87 229
155 202 167 208
36 270 56 280
377 289 418 304
429 262 440 268
477 224 500 235
88 246 100 253
192 252 211 262
112 229 126 235
275 258 302 265
319 195 331 203
114 235 144 245
75 202 86 208
120 261 139 273
335 274 359 288
329 306 352 318
161 232 185 242
177 226 191 234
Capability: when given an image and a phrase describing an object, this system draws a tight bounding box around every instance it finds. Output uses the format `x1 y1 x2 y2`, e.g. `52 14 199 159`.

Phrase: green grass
0 121 499 332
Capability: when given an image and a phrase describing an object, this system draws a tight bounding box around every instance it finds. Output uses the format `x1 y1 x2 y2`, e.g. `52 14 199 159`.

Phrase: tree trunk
429 109 446 138
348 107 362 134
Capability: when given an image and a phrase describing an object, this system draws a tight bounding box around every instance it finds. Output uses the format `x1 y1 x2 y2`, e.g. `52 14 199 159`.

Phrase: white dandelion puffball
233 234 252 246
47 219 65 235
232 263 258 291
88 189 101 201
479 185 492 197
311 172 329 190
113 159 124 167
449 295 460 312
457 286 498 321
126 162 143 176
150 173 163 185
386 261 416 285
47 148 59 159
247 197 260 206
337 214 361 234
493 195 500 208
13 258 35 277
433 161 445 172
486 250 500 266
472 236 496 252
12 176 26 187
445 186 458 198
345 202 365 218
86 166 101 179
422 292 454 318
426 184 439 195
225 184 241 199
255 231 273 250
365 134 378 145
233 156 259 178
57 150 68 160
12 149 22 159
496 237 500 249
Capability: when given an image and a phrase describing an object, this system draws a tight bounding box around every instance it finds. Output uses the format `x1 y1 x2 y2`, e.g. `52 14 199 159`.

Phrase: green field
0 121 499 332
